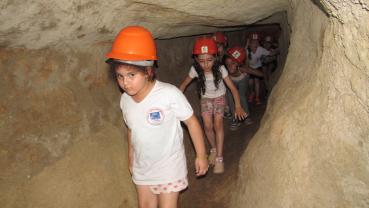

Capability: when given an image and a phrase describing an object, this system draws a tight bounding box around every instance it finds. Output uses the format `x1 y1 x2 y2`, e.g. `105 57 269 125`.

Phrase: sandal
208 148 217 166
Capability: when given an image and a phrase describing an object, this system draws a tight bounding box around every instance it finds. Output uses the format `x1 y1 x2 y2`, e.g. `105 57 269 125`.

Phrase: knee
214 120 223 130
204 124 214 132
138 200 156 208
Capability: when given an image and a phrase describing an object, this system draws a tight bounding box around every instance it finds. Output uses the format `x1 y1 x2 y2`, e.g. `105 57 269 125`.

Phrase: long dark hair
193 56 222 97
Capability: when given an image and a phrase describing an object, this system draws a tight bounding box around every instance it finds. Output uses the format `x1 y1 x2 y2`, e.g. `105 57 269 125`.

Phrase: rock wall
231 0 369 207
0 0 287 49
0 46 137 207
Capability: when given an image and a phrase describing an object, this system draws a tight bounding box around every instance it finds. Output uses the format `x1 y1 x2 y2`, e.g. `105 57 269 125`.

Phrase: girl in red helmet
212 31 228 61
106 26 208 207
179 37 247 174
224 46 252 130
224 46 264 130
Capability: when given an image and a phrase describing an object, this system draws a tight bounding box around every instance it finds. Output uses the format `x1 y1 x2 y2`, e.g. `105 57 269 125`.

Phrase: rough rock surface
0 0 368 207
231 0 369 207
0 0 287 49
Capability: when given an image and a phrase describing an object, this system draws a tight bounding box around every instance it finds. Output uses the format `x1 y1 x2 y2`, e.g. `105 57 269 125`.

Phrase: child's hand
234 106 248 120
195 155 209 176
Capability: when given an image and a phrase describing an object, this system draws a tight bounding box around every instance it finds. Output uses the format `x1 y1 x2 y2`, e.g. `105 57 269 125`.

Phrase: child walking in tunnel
245 33 270 105
212 31 233 119
261 35 280 92
106 26 209 208
212 31 228 62
224 46 252 130
179 37 247 174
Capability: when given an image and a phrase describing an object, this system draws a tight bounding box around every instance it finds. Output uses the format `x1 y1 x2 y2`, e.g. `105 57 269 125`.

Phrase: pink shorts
200 95 226 116
149 177 188 194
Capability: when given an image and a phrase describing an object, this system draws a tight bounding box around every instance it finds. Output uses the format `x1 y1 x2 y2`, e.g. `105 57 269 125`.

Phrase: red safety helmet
106 26 157 61
226 46 246 64
212 32 227 45
193 37 218 55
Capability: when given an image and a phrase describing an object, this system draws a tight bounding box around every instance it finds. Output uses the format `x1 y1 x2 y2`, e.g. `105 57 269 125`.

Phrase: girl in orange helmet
106 26 208 208
179 37 247 174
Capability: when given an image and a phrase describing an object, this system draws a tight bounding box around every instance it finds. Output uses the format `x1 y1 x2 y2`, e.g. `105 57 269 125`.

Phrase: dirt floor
179 101 267 208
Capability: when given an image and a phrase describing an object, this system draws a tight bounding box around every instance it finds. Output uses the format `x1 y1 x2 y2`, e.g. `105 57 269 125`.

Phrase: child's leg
200 99 216 149
202 113 217 165
248 77 254 94
158 192 179 208
248 78 255 102
202 114 216 148
262 66 270 86
213 96 226 157
238 78 250 115
255 78 261 98
136 185 158 208
226 88 235 116
213 113 225 173
213 114 224 157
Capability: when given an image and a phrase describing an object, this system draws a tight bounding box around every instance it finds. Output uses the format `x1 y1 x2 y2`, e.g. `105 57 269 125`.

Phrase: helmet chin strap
116 60 154 67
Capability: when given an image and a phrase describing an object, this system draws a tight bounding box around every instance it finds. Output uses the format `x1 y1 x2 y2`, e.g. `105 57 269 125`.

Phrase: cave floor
180 101 267 208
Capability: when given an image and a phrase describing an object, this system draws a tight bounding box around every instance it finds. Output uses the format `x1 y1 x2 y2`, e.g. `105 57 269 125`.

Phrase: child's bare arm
179 76 193 92
223 76 248 120
239 66 264 77
183 114 208 176
127 128 134 174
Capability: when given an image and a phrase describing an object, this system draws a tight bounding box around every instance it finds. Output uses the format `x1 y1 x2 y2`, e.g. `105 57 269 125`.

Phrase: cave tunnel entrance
154 12 290 208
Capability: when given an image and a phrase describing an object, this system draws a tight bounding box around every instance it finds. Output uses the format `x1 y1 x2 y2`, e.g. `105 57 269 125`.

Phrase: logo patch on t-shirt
147 108 165 125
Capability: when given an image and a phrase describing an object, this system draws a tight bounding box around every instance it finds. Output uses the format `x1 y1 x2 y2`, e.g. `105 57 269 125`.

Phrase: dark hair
248 39 260 60
106 59 156 81
247 47 252 60
223 54 233 71
193 56 222 97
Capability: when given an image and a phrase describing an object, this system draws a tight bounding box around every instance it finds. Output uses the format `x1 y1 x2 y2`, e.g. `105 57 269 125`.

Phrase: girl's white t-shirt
246 46 270 69
230 72 247 82
188 65 228 98
120 81 193 185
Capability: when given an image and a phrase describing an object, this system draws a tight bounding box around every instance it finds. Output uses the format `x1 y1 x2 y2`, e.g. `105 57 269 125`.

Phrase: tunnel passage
154 18 289 208
1 0 369 208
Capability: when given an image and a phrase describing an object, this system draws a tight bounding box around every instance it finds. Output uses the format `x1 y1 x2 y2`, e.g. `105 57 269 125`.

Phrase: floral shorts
149 177 188 194
200 95 226 116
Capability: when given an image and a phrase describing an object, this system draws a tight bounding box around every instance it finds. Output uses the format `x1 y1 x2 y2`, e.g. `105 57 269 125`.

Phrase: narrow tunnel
154 15 290 207
1 1 368 208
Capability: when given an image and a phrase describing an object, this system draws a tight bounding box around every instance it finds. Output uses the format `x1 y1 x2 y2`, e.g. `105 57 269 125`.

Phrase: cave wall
0 46 137 207
1 0 368 207
231 0 369 207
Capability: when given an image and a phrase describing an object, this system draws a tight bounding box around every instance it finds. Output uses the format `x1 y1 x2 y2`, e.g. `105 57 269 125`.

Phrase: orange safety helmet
212 32 227 45
193 37 218 55
226 46 246 64
106 26 157 62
